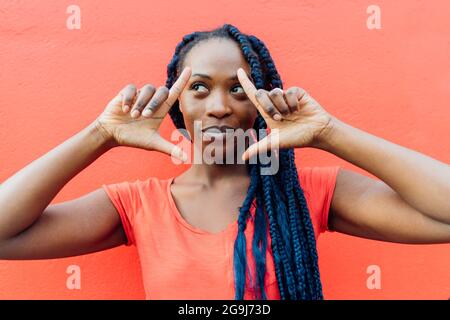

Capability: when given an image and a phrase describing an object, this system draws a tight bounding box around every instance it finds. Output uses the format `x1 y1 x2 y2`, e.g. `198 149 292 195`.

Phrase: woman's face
177 38 258 161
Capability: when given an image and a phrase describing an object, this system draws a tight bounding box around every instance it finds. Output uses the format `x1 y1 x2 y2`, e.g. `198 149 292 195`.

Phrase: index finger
166 67 192 106
153 67 191 118
237 68 265 115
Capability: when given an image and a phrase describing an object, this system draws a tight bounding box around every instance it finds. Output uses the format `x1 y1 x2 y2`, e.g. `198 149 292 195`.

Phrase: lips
201 125 236 133
201 125 236 140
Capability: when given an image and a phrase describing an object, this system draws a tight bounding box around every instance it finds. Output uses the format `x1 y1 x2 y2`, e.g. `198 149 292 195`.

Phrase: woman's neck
178 163 250 189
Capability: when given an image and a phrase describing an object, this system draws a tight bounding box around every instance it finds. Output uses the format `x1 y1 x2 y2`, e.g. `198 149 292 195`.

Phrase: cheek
179 94 202 114
178 100 203 138
179 105 204 127
242 102 258 124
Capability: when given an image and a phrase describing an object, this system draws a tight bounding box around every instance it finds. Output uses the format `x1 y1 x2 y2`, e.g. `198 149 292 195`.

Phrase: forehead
183 38 250 77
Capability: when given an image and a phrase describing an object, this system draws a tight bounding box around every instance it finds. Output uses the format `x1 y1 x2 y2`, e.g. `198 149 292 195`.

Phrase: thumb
151 134 188 163
241 132 280 162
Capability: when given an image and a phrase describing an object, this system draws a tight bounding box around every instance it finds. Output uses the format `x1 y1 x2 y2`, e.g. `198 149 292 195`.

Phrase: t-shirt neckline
166 176 256 236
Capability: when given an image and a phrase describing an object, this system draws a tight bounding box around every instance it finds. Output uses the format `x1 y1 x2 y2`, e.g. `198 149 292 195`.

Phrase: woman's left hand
237 68 335 161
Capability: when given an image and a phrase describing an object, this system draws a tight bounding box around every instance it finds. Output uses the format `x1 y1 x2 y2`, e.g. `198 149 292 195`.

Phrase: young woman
0 24 449 300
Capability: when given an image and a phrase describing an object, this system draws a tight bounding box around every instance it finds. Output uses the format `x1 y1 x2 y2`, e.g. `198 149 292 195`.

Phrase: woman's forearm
315 116 450 225
0 120 114 240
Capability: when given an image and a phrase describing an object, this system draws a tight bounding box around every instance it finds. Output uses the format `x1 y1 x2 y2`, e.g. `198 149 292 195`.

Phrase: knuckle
162 99 172 108
269 88 282 97
149 99 160 108
286 87 297 95
171 86 181 95
142 84 155 91
158 86 169 93
265 105 275 114
255 89 265 99
157 87 170 99
300 91 308 101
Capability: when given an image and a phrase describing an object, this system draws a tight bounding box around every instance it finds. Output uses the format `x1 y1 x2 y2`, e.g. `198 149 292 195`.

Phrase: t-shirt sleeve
101 180 142 246
298 166 341 235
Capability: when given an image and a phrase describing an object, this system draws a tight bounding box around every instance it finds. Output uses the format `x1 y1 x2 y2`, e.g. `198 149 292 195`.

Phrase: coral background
0 0 449 299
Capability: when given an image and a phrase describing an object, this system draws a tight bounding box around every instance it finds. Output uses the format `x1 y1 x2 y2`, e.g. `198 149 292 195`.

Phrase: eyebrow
191 73 252 81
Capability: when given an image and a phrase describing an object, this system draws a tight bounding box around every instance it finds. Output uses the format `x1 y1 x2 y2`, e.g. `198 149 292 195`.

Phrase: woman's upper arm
0 188 127 260
328 168 450 244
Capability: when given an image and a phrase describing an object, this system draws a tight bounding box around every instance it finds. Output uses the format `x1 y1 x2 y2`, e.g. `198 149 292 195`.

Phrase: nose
205 91 232 119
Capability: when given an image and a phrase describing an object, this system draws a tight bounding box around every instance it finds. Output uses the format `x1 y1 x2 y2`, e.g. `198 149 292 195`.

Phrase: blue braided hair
164 24 323 300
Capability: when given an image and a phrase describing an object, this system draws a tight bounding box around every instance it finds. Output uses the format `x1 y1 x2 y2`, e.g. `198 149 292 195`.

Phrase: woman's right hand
95 67 191 162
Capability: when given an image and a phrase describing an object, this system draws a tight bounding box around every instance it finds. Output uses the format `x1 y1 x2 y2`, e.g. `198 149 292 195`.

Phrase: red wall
0 0 449 299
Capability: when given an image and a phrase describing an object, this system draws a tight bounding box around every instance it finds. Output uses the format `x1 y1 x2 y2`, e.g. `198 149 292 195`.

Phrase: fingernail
142 109 152 117
273 114 282 121
123 105 130 113
131 110 140 118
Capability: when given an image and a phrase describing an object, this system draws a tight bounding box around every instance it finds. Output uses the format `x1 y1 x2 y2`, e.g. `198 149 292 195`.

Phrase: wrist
311 115 343 151
89 119 118 150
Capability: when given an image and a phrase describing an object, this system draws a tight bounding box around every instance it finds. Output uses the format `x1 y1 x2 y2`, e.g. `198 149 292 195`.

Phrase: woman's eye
231 85 244 94
191 83 244 95
191 83 208 92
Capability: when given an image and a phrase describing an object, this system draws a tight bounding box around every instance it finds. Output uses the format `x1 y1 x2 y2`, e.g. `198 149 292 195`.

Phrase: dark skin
168 38 450 240
170 38 259 233
0 38 449 261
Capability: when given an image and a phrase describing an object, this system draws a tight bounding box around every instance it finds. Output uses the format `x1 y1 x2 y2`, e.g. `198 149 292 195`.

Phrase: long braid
224 24 298 300
246 35 314 299
291 151 324 299
282 149 308 298
247 34 307 299
233 163 259 298
164 24 324 300
225 24 300 300
243 29 324 299
252 180 268 299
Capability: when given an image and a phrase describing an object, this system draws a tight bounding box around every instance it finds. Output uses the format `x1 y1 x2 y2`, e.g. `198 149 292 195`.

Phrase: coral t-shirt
101 165 340 300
